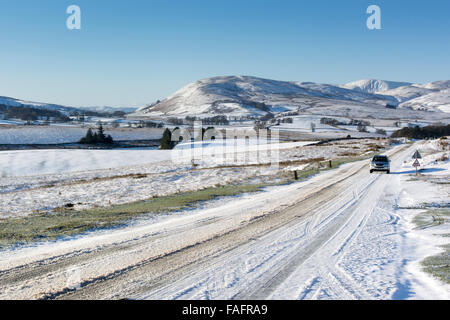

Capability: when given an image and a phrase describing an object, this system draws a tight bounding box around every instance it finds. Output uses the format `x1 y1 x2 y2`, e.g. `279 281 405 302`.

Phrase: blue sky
0 0 449 107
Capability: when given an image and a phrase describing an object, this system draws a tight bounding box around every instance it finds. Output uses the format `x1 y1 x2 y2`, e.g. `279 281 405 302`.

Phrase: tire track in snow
59 163 369 300
61 145 409 300
135 168 382 300
268 145 415 300
233 172 378 300
0 145 410 299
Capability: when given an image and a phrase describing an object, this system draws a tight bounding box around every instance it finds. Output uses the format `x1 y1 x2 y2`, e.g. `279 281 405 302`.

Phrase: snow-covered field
274 115 403 136
137 142 450 300
0 138 448 300
0 148 171 177
0 126 163 144
3 139 375 217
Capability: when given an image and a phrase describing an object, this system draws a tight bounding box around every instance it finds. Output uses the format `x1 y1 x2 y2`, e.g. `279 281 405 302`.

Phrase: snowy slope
132 76 397 118
399 89 450 113
0 96 76 115
295 81 396 103
368 80 450 112
380 85 436 103
131 76 450 119
417 80 450 91
341 79 412 94
373 80 450 112
134 76 312 117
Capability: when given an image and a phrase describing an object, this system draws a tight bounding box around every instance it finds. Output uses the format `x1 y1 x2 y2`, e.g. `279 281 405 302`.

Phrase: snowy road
0 142 448 300
138 144 411 300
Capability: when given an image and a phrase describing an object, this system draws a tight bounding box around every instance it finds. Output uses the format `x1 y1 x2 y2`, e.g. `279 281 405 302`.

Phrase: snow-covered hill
3 76 450 122
131 76 450 119
381 81 450 112
341 80 450 112
132 76 399 118
380 85 436 103
0 96 76 115
399 89 450 113
341 79 412 94
417 80 450 91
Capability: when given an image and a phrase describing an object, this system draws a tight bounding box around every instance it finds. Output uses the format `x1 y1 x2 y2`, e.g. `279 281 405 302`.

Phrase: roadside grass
421 243 450 284
0 183 265 248
0 154 369 249
413 209 450 284
329 156 369 168
413 209 449 230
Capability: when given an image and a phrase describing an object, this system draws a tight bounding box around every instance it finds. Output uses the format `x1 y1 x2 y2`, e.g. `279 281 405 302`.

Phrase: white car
370 155 390 174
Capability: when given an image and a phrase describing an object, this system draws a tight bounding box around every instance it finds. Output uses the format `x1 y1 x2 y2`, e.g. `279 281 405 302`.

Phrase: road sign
412 158 421 175
412 150 422 159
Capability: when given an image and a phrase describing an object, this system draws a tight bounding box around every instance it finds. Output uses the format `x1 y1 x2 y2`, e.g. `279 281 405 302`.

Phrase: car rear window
373 156 388 161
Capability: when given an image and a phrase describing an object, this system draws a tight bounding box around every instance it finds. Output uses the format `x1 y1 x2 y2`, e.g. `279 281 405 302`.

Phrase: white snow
131 76 400 118
0 139 448 300
1 140 342 217
399 89 450 113
137 142 450 300
0 148 171 177
0 126 163 144
341 79 412 94
127 76 450 129
0 96 75 115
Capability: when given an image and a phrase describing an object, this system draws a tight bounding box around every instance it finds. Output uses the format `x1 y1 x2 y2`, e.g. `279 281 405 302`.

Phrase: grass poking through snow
0 155 368 248
0 184 266 248
422 243 450 284
413 209 450 284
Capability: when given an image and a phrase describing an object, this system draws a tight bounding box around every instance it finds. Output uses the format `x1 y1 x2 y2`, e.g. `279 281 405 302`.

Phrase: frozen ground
138 142 450 300
275 115 401 136
0 126 163 144
0 148 171 177
0 139 386 218
0 139 448 300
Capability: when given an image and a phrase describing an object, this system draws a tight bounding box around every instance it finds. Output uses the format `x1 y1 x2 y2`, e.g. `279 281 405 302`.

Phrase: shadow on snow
390 168 446 175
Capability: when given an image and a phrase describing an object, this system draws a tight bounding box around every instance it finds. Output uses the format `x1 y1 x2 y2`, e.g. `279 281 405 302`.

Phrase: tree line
0 104 70 122
391 124 450 139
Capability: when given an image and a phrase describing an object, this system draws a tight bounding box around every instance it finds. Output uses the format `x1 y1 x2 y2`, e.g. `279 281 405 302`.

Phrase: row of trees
0 105 128 124
0 104 70 122
70 110 127 119
391 124 450 139
320 117 346 126
270 117 293 124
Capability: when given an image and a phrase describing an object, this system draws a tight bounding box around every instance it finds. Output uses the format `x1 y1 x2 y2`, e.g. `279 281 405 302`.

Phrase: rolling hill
340 79 412 94
0 96 76 115
131 76 450 120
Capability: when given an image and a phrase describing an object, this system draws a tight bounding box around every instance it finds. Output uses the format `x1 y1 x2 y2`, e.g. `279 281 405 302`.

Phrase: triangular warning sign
412 159 421 167
412 150 422 159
